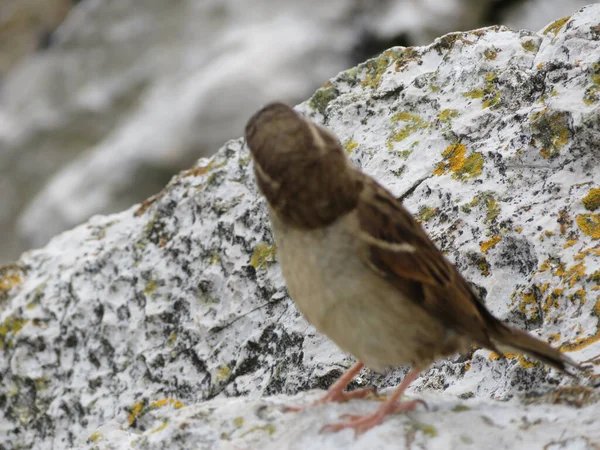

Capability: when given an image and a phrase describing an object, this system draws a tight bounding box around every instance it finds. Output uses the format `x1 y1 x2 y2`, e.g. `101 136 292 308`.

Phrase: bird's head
245 102 362 228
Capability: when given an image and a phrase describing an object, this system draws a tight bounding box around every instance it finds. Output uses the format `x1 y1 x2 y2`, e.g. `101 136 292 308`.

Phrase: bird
243 101 581 434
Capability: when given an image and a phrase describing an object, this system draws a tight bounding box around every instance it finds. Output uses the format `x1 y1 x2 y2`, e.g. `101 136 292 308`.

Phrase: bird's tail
491 323 582 376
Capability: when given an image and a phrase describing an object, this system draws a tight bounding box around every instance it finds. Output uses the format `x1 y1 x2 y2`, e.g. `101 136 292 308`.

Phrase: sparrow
244 102 581 434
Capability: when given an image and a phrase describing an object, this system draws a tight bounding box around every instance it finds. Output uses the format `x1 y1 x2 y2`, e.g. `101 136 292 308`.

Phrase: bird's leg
286 361 376 412
320 367 423 434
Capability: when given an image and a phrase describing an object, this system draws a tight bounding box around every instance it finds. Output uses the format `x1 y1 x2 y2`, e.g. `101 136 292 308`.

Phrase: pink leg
287 361 376 412
321 367 423 435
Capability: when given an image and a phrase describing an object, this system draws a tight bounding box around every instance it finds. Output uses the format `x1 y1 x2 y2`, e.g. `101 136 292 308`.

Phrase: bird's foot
285 387 378 413
320 399 426 435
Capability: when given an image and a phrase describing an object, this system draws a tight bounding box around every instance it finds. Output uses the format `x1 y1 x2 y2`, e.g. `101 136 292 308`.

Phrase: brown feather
357 178 580 374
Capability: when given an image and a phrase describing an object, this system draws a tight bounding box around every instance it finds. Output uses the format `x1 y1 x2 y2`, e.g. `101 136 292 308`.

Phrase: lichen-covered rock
2 4 600 449
81 388 600 450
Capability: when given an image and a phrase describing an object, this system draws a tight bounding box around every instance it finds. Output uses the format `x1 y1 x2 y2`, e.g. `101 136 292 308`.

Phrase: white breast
268 209 452 371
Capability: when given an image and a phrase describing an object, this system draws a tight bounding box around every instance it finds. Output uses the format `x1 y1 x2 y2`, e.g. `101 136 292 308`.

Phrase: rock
0 0 593 264
80 389 600 449
1 4 600 449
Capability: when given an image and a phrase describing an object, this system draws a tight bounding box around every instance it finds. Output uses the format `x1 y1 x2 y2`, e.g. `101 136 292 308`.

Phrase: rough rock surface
82 390 600 450
0 0 595 264
2 4 600 449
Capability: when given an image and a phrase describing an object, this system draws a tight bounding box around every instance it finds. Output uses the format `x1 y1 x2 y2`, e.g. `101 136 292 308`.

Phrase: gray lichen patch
530 110 571 159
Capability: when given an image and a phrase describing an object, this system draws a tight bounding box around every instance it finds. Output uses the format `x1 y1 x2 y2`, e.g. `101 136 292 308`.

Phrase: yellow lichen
250 243 276 270
489 352 536 369
182 160 227 178
562 261 586 288
543 17 570 36
0 316 28 349
548 333 561 343
521 40 538 52
234 417 244 428
480 236 501 253
438 109 458 121
531 110 570 159
583 63 600 105
208 250 221 265
344 139 358 154
413 422 438 437
519 290 539 319
434 143 466 174
478 257 490 276
150 399 169 408
309 82 339 113
558 208 573 235
433 143 485 181
361 48 412 89
215 365 231 382
240 424 276 438
462 72 502 109
569 289 586 306
151 422 168 434
563 240 577 248
574 247 600 260
560 298 600 352
417 206 438 222
167 332 176 347
576 214 600 239
542 289 560 314
149 398 185 410
484 48 497 60
463 89 484 99
387 112 429 148
144 280 157 296
582 188 600 211
128 401 145 426
0 264 24 302
517 354 536 369
88 432 103 443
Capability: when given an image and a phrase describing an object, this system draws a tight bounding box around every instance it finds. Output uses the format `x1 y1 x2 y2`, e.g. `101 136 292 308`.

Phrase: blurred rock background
0 0 595 263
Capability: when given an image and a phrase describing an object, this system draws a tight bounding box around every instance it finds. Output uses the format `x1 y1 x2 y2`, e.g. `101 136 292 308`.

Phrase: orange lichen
149 398 185 410
574 247 600 260
480 236 501 253
561 261 587 288
547 333 561 343
576 214 600 239
519 290 539 318
488 352 535 369
128 401 145 426
569 289 586 306
582 188 600 211
433 143 484 181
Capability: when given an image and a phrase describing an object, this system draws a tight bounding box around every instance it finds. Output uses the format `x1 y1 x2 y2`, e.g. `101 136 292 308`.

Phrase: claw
320 399 424 435
285 386 378 413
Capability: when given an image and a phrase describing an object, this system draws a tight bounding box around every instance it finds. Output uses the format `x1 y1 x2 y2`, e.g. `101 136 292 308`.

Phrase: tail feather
491 324 582 376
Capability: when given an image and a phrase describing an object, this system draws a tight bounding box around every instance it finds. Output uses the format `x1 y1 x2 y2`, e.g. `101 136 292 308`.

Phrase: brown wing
357 178 501 348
